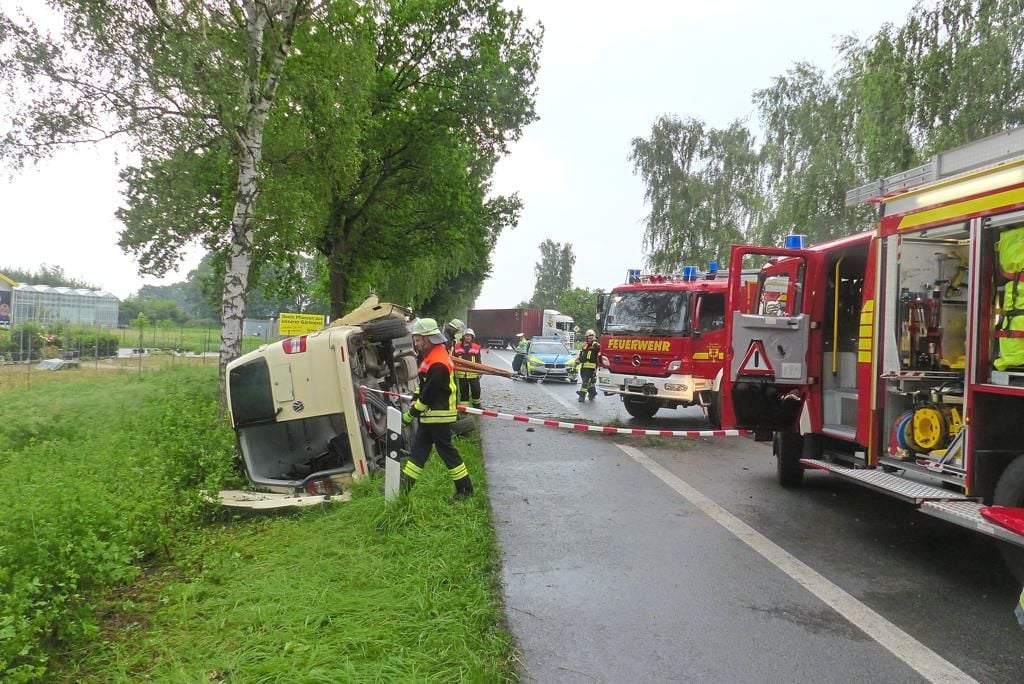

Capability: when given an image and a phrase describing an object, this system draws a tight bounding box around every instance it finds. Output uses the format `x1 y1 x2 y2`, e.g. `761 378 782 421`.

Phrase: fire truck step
920 500 1024 549
800 459 970 504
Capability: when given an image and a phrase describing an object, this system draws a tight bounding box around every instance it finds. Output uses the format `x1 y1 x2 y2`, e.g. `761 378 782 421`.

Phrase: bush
0 366 238 680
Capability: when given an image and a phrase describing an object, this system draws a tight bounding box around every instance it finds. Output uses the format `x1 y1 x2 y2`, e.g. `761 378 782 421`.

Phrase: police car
519 336 579 383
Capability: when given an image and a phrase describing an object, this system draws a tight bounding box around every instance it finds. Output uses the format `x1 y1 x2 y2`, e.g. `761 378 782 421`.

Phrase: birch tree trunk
218 0 303 410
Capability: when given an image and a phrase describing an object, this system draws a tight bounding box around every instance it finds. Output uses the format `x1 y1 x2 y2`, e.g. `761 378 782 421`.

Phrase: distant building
0 273 120 328
0 273 13 326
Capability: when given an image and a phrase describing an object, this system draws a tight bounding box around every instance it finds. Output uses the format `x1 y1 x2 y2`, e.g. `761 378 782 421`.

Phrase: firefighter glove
402 411 414 426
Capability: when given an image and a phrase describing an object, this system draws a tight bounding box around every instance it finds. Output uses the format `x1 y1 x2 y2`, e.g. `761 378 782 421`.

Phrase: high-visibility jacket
515 338 529 354
410 344 458 424
452 341 482 378
579 340 600 369
996 227 1024 370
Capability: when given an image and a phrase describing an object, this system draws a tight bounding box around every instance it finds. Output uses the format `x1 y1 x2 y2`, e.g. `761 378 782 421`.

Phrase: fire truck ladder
846 126 1024 206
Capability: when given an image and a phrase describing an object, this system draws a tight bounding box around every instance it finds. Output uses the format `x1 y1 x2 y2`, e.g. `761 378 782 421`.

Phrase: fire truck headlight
600 354 609 367
667 360 682 372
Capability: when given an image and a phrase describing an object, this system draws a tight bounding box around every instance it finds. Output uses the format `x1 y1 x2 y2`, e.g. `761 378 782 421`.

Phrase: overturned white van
220 297 418 510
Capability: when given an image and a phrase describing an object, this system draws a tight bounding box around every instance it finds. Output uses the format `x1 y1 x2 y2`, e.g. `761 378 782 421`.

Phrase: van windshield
604 291 689 334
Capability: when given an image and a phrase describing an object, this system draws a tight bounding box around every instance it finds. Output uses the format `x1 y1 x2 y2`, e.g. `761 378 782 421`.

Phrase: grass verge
56 436 515 683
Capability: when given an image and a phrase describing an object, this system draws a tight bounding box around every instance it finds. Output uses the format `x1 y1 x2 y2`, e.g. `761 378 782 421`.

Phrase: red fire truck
720 127 1024 574
596 265 732 426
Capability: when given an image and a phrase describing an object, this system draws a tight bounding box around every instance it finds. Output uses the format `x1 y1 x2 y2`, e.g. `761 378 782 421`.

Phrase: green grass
0 367 515 682
57 438 514 683
0 366 239 681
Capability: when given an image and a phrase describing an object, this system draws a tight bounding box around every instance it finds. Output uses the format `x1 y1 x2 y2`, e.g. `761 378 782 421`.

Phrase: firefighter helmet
447 318 466 335
463 328 475 339
408 318 446 344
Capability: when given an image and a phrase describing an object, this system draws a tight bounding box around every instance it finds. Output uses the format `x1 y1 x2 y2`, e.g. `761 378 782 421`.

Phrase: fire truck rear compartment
237 414 354 488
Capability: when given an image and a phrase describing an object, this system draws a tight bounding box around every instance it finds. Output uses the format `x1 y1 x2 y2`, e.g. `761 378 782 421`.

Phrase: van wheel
623 398 658 419
775 431 805 488
994 455 1024 581
362 317 408 342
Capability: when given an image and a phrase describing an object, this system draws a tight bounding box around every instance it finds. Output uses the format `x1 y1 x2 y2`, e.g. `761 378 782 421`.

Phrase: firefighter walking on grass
577 329 600 402
401 318 474 503
452 328 483 409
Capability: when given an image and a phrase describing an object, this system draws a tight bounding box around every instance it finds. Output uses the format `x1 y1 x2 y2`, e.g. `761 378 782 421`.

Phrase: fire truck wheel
361 317 409 342
706 392 722 429
774 431 805 488
623 398 659 420
994 455 1024 580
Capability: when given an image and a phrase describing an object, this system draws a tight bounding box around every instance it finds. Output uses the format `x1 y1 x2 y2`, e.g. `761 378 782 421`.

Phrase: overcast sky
0 0 918 305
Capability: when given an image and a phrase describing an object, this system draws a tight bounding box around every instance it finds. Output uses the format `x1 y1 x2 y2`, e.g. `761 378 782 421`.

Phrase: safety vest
515 338 530 353
453 341 482 378
412 344 458 423
996 227 1024 370
579 341 600 369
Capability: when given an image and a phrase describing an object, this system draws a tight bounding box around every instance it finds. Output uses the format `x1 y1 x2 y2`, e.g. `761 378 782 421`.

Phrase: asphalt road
477 350 1024 683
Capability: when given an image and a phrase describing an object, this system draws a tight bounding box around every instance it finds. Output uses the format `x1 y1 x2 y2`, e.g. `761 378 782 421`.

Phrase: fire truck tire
706 391 722 429
623 398 659 419
775 431 805 488
361 317 408 342
994 455 1024 580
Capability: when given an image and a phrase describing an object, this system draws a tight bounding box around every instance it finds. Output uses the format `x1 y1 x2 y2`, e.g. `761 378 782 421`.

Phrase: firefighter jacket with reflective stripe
410 344 458 423
579 340 600 369
453 341 482 378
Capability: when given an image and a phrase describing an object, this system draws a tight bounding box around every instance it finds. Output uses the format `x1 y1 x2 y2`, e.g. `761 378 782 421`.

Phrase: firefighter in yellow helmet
452 328 483 408
401 318 473 503
577 329 600 402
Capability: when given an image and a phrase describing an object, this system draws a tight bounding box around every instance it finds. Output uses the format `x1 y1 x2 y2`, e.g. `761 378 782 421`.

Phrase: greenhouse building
0 275 120 328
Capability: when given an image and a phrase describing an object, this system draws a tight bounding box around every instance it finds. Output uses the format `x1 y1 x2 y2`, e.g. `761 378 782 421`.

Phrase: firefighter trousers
402 422 473 493
458 376 482 407
578 368 597 398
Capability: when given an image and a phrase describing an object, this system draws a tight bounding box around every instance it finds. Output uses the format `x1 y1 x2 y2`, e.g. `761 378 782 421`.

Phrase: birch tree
0 0 314 403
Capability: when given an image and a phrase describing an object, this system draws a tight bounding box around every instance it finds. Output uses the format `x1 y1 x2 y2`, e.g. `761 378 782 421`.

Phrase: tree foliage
528 240 575 310
557 286 602 332
630 116 760 270
0 264 98 289
631 0 1024 266
1 0 317 405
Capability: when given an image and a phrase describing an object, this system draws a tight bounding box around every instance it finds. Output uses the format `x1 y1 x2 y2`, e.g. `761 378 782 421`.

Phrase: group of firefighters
398 316 602 503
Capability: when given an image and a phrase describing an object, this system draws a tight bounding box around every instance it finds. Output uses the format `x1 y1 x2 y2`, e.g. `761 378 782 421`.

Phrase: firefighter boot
577 390 586 402
448 476 474 504
399 472 417 494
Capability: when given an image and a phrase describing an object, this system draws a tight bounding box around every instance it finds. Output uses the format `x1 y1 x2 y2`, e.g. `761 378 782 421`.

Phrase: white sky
0 0 918 303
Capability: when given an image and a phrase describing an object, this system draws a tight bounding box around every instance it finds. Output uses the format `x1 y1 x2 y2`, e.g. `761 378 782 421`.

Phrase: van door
722 245 812 431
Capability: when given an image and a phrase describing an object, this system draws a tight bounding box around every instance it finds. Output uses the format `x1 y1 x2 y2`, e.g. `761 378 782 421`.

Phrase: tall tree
1 0 315 404
311 0 541 317
529 240 575 309
630 116 761 270
753 63 863 246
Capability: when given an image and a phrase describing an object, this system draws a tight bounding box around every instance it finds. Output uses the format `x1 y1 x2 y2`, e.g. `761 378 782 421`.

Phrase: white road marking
615 443 978 684
486 351 582 416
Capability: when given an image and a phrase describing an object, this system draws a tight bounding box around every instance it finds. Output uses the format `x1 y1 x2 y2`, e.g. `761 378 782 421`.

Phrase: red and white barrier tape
359 386 748 438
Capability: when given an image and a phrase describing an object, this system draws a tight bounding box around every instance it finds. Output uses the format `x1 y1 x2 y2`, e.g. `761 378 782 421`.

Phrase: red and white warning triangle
738 339 774 376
